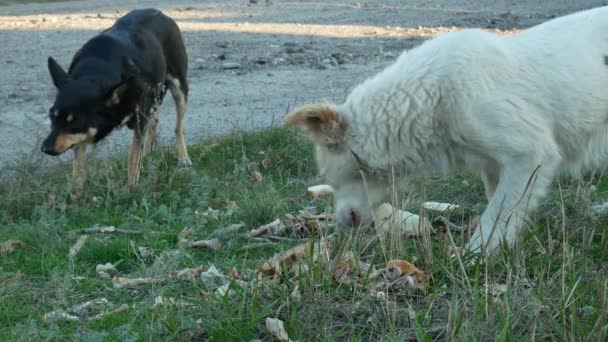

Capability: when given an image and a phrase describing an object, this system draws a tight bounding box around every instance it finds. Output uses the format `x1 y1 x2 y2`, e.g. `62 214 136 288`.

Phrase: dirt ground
0 0 605 167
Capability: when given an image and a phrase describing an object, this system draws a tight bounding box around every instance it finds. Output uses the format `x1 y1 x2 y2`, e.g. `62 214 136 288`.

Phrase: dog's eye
66 114 74 123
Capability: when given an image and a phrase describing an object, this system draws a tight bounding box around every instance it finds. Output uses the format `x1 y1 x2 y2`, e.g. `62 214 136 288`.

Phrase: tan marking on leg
167 75 191 165
142 112 158 157
69 143 87 201
127 131 144 187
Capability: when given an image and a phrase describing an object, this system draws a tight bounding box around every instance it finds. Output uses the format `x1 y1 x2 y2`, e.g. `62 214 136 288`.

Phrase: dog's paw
177 158 193 168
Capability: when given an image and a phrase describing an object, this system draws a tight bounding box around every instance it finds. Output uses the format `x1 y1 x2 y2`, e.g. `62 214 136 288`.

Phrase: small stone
215 41 229 48
222 62 241 70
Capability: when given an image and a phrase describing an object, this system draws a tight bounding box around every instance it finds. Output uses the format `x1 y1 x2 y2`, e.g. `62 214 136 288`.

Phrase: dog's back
68 9 187 89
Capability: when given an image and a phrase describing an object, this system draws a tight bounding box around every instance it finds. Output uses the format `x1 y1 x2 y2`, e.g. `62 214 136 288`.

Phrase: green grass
1 127 607 340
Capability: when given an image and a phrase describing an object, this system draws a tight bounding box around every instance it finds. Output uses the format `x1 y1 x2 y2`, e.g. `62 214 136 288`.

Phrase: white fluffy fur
287 6 608 255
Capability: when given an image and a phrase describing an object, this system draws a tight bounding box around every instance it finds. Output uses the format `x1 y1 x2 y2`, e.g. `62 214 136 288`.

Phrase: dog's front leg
70 143 87 201
466 157 558 256
127 129 145 187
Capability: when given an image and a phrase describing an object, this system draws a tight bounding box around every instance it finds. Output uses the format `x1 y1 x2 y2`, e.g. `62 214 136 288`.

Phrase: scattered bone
0 240 25 256
373 203 432 237
369 259 429 294
138 246 154 259
422 201 460 213
90 304 128 320
43 310 79 324
244 208 333 238
244 218 286 238
258 237 332 277
201 265 231 289
195 207 220 222
591 202 608 215
250 170 263 184
177 227 194 246
385 260 427 283
112 276 167 288
266 317 294 342
217 223 245 235
77 225 143 234
333 251 358 282
290 284 302 302
96 262 118 279
190 239 222 250
68 235 88 259
432 216 465 233
170 266 204 280
44 299 126 324
70 298 109 316
306 184 334 199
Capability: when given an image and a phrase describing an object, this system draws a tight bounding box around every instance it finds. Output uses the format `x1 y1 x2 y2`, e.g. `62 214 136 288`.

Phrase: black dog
42 8 191 197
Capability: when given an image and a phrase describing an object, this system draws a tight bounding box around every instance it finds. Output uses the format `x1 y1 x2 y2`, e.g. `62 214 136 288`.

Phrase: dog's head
41 57 142 156
285 104 389 228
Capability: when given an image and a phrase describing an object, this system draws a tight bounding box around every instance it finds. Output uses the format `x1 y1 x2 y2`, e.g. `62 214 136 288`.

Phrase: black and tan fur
41 8 191 197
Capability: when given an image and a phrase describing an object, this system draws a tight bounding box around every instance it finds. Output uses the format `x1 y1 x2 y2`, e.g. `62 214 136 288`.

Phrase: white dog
285 6 608 255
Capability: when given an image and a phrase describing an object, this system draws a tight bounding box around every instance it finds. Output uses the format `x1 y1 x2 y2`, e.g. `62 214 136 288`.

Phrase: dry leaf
306 184 334 199
0 240 25 256
68 235 88 259
265 317 293 342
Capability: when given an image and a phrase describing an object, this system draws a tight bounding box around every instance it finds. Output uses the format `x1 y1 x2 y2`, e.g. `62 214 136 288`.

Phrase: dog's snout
337 206 363 227
41 143 58 156
350 209 361 227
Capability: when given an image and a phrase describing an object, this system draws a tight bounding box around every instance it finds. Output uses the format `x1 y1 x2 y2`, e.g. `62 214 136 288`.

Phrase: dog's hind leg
166 75 191 166
69 143 87 201
127 129 145 187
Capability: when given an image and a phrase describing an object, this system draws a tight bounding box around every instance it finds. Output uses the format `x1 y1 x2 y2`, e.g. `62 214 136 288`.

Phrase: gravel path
0 0 604 167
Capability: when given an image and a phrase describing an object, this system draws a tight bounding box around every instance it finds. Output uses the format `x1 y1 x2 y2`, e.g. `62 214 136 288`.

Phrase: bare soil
0 0 605 167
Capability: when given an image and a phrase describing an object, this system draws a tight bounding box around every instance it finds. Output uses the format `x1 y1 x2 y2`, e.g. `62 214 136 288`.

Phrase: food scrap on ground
373 203 432 237
244 207 334 238
0 240 25 256
306 184 334 199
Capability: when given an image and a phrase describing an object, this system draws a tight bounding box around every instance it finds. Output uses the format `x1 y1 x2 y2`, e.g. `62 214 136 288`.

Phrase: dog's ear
285 104 347 146
48 57 69 88
105 57 141 106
